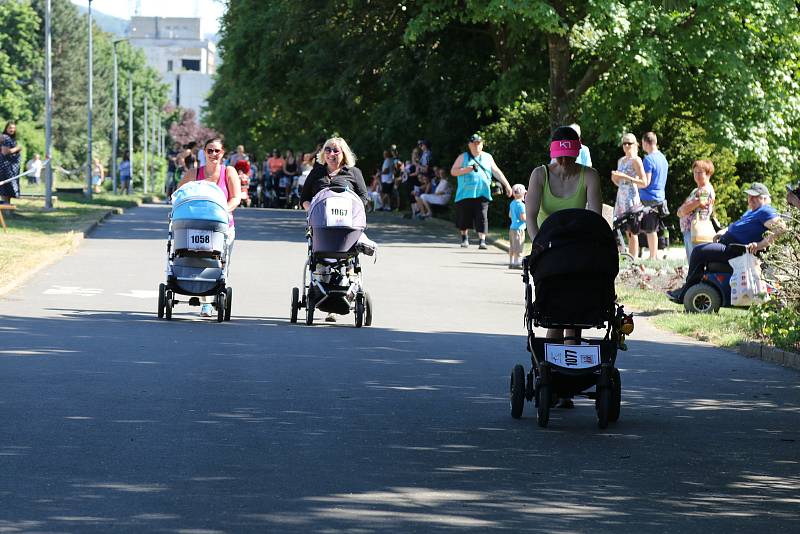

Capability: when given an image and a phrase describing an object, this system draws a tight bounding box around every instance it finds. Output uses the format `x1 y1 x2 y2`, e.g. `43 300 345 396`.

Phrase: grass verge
0 191 155 292
617 284 752 347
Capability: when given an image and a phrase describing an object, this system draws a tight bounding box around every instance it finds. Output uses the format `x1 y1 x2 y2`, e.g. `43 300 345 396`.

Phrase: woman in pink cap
525 125 602 408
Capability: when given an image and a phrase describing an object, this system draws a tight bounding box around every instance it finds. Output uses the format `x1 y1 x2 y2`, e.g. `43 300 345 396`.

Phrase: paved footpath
0 205 798 533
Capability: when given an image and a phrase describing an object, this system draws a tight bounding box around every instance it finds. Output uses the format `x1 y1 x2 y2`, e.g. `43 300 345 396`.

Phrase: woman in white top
611 133 647 258
416 167 452 218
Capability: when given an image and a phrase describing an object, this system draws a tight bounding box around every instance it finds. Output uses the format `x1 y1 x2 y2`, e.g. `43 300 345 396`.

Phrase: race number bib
187 230 212 251
544 344 600 369
325 197 353 227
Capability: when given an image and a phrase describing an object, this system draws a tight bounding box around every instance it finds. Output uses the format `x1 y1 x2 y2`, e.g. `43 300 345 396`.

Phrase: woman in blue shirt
668 183 786 302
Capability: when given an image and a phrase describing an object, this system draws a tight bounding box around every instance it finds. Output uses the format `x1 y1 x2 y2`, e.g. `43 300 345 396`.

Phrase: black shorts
641 200 668 233
381 182 394 196
455 197 489 233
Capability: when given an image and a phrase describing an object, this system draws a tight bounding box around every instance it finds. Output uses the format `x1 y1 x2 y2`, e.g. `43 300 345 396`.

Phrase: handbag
690 211 715 244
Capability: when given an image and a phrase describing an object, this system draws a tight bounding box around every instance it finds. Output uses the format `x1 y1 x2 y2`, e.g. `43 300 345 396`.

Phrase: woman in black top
0 122 23 203
300 137 368 209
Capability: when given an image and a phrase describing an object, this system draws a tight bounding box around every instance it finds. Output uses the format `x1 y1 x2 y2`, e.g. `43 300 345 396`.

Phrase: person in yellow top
525 125 603 409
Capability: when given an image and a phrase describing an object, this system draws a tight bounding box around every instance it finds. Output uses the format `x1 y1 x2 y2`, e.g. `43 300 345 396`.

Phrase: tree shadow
0 310 798 532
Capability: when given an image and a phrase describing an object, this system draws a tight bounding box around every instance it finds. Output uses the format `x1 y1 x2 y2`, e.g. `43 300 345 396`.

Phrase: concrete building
129 16 216 119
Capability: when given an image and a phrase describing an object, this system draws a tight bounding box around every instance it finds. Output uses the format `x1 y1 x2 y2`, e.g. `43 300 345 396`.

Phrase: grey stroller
290 186 375 327
158 181 233 322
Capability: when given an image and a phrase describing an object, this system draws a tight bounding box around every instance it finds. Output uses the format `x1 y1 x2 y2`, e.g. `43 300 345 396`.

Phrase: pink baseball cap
550 139 581 158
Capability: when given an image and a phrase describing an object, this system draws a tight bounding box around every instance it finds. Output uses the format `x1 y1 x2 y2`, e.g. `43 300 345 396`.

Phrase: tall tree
0 0 43 121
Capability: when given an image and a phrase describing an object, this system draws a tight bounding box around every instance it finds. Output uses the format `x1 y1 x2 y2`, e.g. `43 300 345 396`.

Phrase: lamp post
128 78 133 193
143 94 148 194
44 0 53 209
86 0 93 199
112 39 128 194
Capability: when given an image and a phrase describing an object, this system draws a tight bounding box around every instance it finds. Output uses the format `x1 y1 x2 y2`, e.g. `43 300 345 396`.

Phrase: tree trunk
547 32 571 130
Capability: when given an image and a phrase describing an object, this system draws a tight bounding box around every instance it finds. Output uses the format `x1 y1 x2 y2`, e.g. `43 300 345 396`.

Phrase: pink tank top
197 166 234 227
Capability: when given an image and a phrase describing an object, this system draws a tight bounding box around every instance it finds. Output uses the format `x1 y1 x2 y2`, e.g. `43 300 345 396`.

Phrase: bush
747 205 800 351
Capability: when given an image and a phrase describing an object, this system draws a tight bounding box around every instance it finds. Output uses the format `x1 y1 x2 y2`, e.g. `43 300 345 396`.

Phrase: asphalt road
0 205 798 533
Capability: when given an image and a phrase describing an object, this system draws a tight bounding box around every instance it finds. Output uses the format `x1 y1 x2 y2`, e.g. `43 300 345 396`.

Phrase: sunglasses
323 147 341 154
622 142 634 146
205 148 222 154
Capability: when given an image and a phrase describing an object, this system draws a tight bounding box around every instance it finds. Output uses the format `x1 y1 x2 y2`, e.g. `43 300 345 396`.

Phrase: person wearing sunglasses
176 137 242 316
611 133 647 258
300 137 368 210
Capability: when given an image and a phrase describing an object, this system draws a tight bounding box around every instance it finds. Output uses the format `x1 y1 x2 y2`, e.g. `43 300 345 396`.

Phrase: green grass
617 285 752 347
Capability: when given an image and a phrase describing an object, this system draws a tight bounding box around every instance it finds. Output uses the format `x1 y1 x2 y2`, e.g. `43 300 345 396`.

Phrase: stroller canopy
171 181 229 225
308 187 366 231
531 209 618 285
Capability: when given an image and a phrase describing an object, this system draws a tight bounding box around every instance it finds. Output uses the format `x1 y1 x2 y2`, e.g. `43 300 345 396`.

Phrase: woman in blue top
668 182 786 302
449 134 512 249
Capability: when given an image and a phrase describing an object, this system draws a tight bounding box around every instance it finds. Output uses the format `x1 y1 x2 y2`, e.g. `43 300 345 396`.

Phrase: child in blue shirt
508 183 527 269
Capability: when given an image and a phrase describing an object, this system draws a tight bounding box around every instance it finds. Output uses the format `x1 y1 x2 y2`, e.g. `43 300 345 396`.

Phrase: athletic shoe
461 237 469 248
200 303 213 317
325 314 337 322
478 240 488 250
666 288 683 303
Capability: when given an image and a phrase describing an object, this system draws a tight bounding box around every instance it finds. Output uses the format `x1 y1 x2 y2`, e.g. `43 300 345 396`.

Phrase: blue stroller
158 181 233 322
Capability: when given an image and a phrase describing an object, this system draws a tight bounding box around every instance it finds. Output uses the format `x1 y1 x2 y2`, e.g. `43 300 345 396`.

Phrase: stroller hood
530 209 618 284
308 187 366 230
171 181 229 225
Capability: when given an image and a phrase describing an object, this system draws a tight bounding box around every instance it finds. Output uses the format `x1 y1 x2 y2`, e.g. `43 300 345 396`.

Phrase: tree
0 0 43 121
168 108 218 147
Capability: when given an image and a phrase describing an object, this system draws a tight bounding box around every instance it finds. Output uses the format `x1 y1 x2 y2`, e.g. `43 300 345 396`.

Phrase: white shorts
420 193 449 205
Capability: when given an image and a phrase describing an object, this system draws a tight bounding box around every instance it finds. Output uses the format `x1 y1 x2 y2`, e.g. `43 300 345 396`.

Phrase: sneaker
666 288 683 303
461 237 469 248
200 303 213 317
325 314 337 323
558 397 575 409
478 240 488 250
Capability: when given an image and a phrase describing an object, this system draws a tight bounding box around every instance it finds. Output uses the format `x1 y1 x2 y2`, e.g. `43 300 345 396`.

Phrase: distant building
129 16 216 119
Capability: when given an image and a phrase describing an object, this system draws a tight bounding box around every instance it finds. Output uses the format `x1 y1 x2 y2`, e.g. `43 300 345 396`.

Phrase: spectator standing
118 151 132 194
788 184 800 209
26 153 43 185
0 121 22 203
640 131 669 260
450 133 513 249
91 157 105 193
229 144 249 167
611 133 646 258
379 150 395 210
508 183 527 269
166 143 180 196
676 160 716 260
418 139 434 179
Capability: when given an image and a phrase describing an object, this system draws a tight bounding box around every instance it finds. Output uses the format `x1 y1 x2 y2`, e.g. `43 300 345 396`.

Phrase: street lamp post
44 0 53 209
111 39 127 195
86 0 93 199
128 78 133 193
143 94 148 194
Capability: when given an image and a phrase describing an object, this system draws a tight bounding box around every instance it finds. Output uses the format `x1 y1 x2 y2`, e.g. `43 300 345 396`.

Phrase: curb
736 341 800 371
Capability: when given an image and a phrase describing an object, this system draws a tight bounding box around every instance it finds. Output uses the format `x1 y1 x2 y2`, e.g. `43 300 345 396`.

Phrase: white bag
728 253 767 307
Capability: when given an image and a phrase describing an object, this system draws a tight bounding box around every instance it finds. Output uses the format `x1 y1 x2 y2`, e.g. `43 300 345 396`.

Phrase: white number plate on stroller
325 197 353 227
544 344 600 369
187 230 213 250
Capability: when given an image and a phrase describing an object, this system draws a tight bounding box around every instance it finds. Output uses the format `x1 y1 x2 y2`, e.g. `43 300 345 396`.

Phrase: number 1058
191 235 210 244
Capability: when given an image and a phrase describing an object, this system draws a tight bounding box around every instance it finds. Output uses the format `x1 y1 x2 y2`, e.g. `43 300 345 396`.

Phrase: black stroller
511 209 634 429
290 186 375 327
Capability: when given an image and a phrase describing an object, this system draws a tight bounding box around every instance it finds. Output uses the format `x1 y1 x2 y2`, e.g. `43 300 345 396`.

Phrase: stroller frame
157 217 233 323
290 228 373 327
511 256 632 429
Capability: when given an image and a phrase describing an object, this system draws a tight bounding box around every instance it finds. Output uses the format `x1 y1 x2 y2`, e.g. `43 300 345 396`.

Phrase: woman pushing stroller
175 137 241 317
300 137 369 209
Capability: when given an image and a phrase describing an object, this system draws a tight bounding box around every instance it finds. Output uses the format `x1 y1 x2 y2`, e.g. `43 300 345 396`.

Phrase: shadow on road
0 310 798 532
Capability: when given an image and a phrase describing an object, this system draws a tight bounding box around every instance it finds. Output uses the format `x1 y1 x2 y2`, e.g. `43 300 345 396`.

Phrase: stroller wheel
165 290 173 320
510 364 525 419
158 283 166 319
609 368 621 422
536 383 551 428
216 292 226 323
354 292 365 328
597 385 611 429
305 301 315 326
225 287 232 321
290 287 299 323
364 292 373 327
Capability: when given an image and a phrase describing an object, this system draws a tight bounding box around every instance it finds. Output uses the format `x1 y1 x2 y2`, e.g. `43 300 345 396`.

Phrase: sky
70 0 223 36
